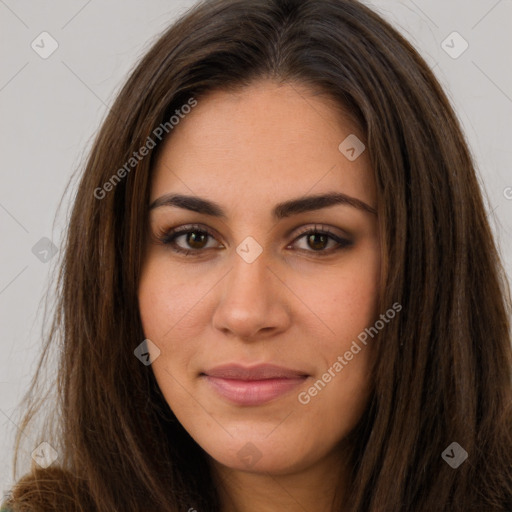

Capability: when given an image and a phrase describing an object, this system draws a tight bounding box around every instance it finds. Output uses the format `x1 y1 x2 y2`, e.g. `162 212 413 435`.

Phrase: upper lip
202 364 309 381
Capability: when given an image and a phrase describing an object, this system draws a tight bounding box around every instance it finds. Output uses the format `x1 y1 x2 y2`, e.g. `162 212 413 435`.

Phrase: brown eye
157 223 352 258
291 226 353 256
305 232 330 251
183 231 209 249
156 224 222 255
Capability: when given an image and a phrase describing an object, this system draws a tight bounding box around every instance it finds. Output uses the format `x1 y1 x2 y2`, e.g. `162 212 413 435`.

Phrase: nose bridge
211 238 289 338
226 241 273 299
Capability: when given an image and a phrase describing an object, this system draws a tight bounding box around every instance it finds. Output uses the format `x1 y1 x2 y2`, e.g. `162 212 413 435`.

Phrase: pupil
309 234 327 250
188 231 207 249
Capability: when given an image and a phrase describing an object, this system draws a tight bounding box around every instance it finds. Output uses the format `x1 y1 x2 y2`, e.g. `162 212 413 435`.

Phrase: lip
201 364 309 406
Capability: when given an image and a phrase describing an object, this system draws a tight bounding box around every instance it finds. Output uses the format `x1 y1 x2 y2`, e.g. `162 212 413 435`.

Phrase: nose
211 248 291 341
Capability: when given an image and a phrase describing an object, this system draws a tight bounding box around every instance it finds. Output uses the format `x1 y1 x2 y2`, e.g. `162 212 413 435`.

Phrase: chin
199 427 333 476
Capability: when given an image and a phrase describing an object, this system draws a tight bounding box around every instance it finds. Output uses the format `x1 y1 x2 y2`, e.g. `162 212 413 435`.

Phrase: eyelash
155 223 352 258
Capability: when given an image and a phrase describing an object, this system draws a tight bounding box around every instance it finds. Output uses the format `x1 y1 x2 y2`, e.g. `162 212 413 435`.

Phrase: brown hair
5 0 512 510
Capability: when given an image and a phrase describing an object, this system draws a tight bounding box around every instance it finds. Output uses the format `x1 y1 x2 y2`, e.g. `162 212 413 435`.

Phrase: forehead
150 80 375 210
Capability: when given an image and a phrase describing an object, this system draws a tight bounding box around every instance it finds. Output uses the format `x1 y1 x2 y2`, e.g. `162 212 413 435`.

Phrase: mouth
201 363 309 406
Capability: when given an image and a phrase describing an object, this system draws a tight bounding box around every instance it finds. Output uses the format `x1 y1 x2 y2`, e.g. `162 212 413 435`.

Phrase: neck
209 444 350 512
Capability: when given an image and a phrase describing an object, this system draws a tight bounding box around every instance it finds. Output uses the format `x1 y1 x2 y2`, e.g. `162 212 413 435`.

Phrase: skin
138 80 380 512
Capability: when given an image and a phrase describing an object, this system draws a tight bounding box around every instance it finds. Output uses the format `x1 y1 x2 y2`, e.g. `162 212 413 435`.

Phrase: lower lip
203 375 307 406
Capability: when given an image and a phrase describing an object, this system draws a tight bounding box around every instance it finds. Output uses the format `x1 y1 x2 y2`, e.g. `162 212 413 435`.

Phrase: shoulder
1 490 13 512
2 466 93 511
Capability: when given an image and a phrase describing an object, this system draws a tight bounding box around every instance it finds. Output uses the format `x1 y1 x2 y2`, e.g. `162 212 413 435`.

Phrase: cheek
295 248 379 403
138 256 212 341
138 257 220 406
295 248 380 343
343 243 380 319
136 244 381 473
294 271 378 440
138 242 381 377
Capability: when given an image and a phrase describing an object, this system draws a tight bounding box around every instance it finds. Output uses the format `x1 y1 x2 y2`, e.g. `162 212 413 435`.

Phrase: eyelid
153 223 220 246
291 223 351 241
154 222 352 256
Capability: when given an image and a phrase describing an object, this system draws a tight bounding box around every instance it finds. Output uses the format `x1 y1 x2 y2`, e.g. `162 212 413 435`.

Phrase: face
138 80 380 475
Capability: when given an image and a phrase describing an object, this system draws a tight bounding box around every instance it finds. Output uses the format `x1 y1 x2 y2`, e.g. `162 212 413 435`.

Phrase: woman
3 0 512 510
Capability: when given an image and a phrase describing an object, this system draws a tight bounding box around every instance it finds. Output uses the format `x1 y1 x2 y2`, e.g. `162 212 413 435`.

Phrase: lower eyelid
293 234 348 249
157 225 352 254
173 232 221 250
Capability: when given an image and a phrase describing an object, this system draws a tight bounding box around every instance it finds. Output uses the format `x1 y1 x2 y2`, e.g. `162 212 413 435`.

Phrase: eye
154 223 352 257
289 224 353 256
155 224 221 256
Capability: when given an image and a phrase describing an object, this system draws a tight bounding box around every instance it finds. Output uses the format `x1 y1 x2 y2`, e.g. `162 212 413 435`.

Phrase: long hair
5 0 512 510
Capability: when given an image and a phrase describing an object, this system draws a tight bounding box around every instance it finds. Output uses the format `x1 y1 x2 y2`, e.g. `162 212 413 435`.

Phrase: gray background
1 0 511 497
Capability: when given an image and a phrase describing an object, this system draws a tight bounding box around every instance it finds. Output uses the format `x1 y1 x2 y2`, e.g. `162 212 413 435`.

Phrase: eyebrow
149 192 377 218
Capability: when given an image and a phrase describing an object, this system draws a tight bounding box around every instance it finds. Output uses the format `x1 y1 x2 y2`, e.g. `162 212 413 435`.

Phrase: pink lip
202 364 309 406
